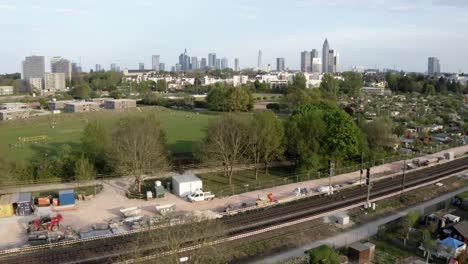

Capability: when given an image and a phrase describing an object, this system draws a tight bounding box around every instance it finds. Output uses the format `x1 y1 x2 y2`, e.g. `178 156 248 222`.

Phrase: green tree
74 156 95 185
247 111 285 179
71 83 91 99
201 114 249 184
109 116 168 193
308 245 340 264
361 118 398 156
156 79 167 92
225 88 253 112
319 74 339 96
81 120 110 173
291 72 307 89
206 85 226 111
394 124 407 138
386 72 398 91
340 72 363 96
282 88 321 111
400 211 420 246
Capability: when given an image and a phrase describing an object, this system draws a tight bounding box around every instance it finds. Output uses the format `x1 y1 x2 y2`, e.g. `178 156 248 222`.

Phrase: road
253 185 468 264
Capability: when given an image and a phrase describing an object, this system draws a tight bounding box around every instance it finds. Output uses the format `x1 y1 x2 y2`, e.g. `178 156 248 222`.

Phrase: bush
307 245 339 264
266 103 280 112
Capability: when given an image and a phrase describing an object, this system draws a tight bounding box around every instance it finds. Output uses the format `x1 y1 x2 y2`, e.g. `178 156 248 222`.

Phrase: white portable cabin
172 175 203 197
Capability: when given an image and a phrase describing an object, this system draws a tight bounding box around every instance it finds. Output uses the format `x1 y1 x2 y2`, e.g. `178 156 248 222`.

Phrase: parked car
187 191 215 202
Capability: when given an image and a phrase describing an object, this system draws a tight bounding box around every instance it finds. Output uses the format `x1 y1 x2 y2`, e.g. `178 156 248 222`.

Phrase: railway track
2 157 467 264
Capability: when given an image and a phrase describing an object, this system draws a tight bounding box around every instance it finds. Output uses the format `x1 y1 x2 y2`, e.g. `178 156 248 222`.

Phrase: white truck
187 191 215 202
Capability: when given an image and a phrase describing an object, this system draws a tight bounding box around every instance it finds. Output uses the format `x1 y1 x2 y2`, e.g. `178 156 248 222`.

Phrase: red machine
28 214 63 233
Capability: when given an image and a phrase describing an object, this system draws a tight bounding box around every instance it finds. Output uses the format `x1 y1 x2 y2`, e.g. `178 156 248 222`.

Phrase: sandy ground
0 144 467 250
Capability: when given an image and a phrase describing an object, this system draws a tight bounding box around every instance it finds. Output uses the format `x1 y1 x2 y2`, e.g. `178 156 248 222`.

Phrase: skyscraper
428 57 440 75
191 56 199 70
110 63 117 71
95 64 102 72
311 49 319 59
322 39 330 73
276 58 285 72
312 58 322 73
152 55 160 71
139 62 145 70
179 49 190 71
159 63 165 72
257 50 263 70
301 51 311 72
208 53 216 70
21 56 45 81
50 56 71 81
71 62 81 73
234 58 240 71
215 58 221 70
221 57 228 70
200 58 207 70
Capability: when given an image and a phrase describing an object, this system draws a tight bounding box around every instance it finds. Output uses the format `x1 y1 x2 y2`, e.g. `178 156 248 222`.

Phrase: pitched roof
453 220 468 238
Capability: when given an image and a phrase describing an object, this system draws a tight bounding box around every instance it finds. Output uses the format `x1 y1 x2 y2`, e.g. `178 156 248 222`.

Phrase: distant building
208 53 216 70
29 78 43 91
48 100 73 111
257 50 263 70
312 58 322 73
322 39 330 73
361 87 385 96
428 57 441 75
191 56 199 70
44 73 66 92
221 57 228 70
152 55 160 71
301 51 311 72
71 62 81 73
21 56 45 81
104 99 137 110
95 64 102 72
200 58 207 70
64 101 99 113
276 58 285 72
179 49 190 71
175 63 182 72
215 59 221 70
159 63 165 72
50 56 71 80
311 49 319 59
0 109 29 121
234 58 240 71
110 63 117 71
138 62 145 70
0 86 14 96
0 103 28 110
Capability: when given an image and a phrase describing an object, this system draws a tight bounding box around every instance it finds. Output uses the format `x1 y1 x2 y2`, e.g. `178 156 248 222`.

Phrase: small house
348 242 375 264
451 221 468 244
172 175 203 197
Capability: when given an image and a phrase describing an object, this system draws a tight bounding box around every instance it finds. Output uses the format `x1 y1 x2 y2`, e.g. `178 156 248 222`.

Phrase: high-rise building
312 58 322 73
221 57 228 70
328 50 340 73
95 64 102 72
276 58 285 72
257 50 263 70
191 56 199 70
152 55 160 71
208 53 216 70
301 51 311 72
215 59 221 70
428 57 440 75
200 58 207 70
139 62 145 70
21 56 45 81
71 62 81 73
50 56 71 81
44 73 66 92
159 63 165 72
234 58 240 71
110 63 117 71
175 63 182 72
322 39 330 73
29 78 43 91
179 49 190 71
311 49 319 59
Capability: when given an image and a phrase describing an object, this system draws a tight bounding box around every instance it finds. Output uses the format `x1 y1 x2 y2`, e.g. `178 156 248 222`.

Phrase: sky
1 0 468 73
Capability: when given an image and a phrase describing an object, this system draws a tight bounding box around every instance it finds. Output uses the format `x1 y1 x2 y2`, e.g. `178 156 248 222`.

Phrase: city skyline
1 0 468 73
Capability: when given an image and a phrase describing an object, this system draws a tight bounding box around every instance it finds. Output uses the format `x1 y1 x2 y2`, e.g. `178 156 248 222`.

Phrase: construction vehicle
27 214 63 233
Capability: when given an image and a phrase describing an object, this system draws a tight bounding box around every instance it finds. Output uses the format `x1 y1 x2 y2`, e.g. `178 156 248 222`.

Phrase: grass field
0 106 219 161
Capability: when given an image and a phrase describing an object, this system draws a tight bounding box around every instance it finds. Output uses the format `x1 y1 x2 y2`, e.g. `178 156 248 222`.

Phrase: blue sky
1 0 467 73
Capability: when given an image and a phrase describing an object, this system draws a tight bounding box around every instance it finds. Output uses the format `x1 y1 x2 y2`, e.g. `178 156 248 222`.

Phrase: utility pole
360 151 364 186
401 155 407 199
328 159 333 195
366 167 371 208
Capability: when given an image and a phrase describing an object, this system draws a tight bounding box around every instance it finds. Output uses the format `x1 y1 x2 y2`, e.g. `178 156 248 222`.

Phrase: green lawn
0 106 219 161
197 166 315 197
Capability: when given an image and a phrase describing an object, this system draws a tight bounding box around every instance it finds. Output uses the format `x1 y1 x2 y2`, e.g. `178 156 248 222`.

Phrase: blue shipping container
58 190 75 206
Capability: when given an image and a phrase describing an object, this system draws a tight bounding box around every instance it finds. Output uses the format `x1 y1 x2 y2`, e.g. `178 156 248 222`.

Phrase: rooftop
172 175 201 184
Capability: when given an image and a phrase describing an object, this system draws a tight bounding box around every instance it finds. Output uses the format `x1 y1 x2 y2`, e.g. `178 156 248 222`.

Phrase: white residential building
44 73 66 93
